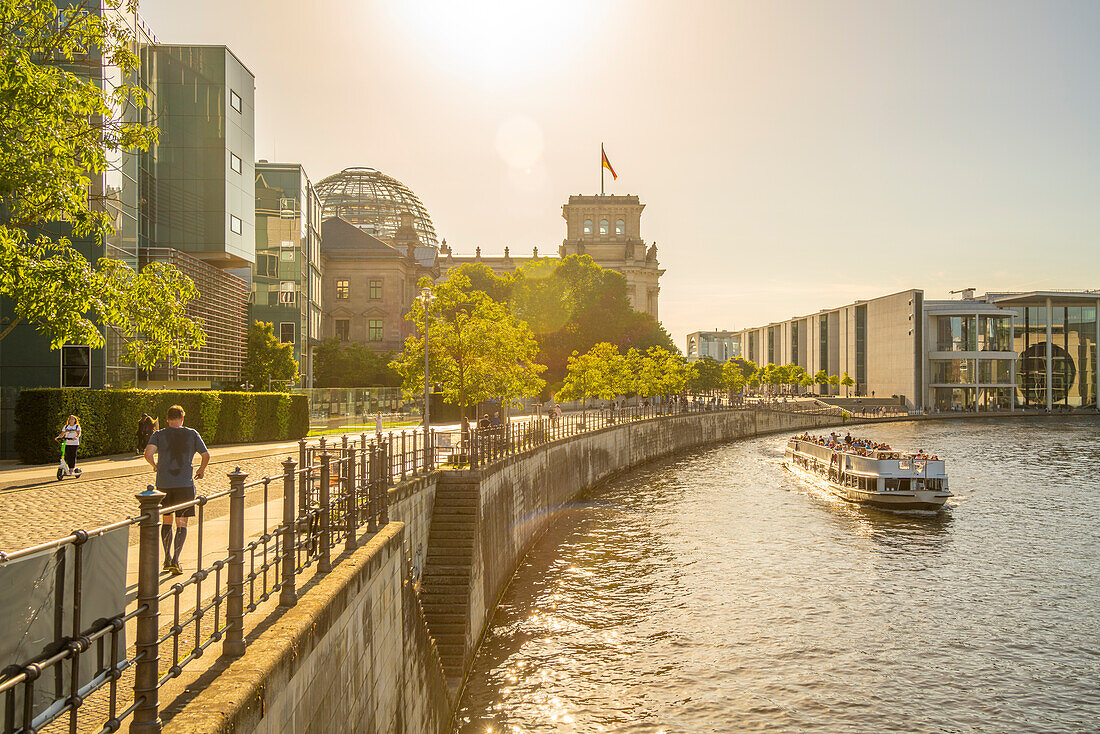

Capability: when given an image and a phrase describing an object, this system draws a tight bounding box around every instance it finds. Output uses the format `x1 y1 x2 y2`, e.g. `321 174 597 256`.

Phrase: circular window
583 219 593 234
1017 342 1076 405
599 219 609 235
616 219 625 235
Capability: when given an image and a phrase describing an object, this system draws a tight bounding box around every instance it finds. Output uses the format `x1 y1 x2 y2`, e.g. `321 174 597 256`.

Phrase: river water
453 417 1100 733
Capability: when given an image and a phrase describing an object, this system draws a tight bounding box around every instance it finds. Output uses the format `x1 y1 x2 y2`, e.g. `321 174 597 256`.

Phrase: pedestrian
478 413 491 430
135 413 157 454
55 414 82 479
375 411 383 440
144 405 210 576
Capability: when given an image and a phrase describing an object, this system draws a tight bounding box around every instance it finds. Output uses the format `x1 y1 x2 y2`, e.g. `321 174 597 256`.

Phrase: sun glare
387 1 606 79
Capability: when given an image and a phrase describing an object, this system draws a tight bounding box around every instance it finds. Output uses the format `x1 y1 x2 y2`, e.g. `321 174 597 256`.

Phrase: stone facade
319 216 437 353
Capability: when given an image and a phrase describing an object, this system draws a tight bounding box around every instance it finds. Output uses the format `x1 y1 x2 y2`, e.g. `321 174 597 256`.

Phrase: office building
253 163 323 386
722 288 1098 412
686 331 741 362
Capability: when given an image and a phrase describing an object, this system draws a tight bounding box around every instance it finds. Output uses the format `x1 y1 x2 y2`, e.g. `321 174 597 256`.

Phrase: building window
583 219 593 234
336 280 349 299
616 218 625 235
230 89 242 113
230 215 242 235
61 345 91 387
280 322 295 343
930 359 976 384
278 282 296 304
936 315 976 351
368 319 384 342
369 280 382 300
599 219 609 235
335 319 350 341
258 253 277 277
230 153 242 174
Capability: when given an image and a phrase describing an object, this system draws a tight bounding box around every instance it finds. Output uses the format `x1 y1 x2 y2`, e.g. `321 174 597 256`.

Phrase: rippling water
454 417 1100 733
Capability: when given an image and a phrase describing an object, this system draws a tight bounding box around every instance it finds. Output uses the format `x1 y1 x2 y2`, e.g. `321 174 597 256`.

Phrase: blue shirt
148 426 208 489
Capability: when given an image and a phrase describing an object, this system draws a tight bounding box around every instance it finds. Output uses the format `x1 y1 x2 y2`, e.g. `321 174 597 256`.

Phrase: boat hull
784 460 950 512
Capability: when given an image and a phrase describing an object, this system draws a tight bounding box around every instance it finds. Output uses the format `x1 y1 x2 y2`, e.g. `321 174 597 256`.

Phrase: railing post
298 438 309 516
428 428 435 469
400 431 407 481
132 486 165 734
279 457 298 607
379 442 390 525
387 432 395 485
224 467 248 658
318 453 332 573
367 441 379 533
345 445 358 552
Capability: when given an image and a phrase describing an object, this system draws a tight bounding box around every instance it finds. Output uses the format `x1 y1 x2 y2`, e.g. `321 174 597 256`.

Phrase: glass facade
978 359 1012 384
1008 303 1097 408
855 305 867 395
253 163 323 386
935 316 977 351
933 387 975 412
790 321 799 365
931 359 976 384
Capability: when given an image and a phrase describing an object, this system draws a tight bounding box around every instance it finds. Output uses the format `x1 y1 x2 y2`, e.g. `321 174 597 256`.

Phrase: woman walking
55 414 82 480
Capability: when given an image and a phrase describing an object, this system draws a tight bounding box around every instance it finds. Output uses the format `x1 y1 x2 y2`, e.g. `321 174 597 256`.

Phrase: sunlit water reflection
453 417 1100 733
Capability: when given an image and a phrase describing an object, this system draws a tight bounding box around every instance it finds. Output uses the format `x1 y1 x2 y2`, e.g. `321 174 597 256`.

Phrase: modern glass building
686 331 741 362
253 163 323 387
723 289 1098 412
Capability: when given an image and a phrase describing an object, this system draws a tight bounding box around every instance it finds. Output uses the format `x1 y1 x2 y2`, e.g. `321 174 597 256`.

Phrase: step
429 529 477 541
429 537 476 549
432 505 478 515
429 518 478 531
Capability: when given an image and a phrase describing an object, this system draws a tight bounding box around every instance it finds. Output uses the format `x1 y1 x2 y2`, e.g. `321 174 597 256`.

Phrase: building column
1095 298 1099 410
1045 297 1053 412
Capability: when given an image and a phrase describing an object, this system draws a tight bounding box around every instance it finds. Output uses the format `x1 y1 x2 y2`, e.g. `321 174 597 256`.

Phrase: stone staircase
419 478 479 688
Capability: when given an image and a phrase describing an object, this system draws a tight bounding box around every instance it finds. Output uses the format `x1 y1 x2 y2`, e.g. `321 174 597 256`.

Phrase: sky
140 0 1100 349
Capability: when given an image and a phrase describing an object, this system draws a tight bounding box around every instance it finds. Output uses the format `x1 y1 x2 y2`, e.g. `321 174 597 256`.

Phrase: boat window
884 478 899 491
899 479 911 492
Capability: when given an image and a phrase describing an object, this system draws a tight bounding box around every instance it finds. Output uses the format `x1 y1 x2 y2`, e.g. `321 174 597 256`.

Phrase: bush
14 389 309 464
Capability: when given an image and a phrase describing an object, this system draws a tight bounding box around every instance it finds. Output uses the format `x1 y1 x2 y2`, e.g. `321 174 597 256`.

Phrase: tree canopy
313 339 401 388
0 0 202 365
442 256 676 390
390 273 546 420
242 321 298 390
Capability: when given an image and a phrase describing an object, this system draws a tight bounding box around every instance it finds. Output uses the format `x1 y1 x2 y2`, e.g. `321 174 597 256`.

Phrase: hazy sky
141 0 1100 349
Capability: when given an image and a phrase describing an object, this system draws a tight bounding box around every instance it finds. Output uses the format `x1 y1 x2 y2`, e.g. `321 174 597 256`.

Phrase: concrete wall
163 523 450 734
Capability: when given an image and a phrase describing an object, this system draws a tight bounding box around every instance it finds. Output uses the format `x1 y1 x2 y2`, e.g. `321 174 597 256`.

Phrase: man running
144 405 210 575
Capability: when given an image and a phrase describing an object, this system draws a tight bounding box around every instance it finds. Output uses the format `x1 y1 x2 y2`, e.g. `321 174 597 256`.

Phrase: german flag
601 145 618 180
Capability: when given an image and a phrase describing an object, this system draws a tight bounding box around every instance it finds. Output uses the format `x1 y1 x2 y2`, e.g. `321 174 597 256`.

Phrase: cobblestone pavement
0 450 302 552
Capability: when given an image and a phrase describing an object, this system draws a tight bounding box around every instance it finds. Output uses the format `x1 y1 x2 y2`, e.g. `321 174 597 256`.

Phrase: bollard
224 467 248 657
318 453 332 573
345 445 358 552
132 486 165 734
279 457 298 607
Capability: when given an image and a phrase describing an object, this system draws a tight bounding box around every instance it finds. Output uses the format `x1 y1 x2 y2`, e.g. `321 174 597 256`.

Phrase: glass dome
315 167 438 246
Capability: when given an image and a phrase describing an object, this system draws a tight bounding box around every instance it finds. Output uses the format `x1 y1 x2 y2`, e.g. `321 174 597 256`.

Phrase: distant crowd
794 432 938 461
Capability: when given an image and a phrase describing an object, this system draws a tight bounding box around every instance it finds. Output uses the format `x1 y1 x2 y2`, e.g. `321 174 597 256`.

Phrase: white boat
783 435 952 512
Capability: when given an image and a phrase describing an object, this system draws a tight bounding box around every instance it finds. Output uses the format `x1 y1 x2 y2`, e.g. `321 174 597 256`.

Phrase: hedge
14 389 309 464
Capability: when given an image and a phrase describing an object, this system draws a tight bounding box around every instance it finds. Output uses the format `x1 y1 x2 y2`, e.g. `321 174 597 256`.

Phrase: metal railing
0 399 851 733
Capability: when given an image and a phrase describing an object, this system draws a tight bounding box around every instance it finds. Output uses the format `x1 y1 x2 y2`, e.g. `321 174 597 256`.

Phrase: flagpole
600 143 604 196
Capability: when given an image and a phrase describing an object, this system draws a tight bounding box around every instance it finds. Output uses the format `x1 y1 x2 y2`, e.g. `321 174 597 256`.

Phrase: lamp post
419 287 433 465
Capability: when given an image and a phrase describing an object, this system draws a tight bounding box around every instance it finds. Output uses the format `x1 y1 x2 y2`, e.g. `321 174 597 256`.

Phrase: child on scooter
55 414 82 479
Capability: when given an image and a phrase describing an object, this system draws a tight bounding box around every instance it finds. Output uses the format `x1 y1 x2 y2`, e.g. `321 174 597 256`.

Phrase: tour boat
783 435 952 512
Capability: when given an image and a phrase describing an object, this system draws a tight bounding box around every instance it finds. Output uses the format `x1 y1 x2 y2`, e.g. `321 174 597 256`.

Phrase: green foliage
444 256 676 389
629 346 689 398
313 338 401 387
814 369 829 387
13 388 308 464
558 342 632 405
390 273 546 419
0 0 203 362
841 371 855 396
829 374 840 387
688 356 724 395
242 321 298 390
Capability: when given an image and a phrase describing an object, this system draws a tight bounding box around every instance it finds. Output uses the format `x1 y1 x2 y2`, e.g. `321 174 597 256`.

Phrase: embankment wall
167 408 843 733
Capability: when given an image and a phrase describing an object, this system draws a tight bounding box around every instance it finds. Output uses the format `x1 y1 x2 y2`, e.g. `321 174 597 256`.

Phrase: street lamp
419 287 434 464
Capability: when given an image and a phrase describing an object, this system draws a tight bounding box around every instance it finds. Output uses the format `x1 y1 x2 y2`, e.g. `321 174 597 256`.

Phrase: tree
446 256 677 389
799 373 814 392
390 273 546 422
314 339 401 388
841 371 855 397
688 357 723 396
0 0 202 365
242 321 298 390
558 342 631 410
629 346 688 400
814 369 830 394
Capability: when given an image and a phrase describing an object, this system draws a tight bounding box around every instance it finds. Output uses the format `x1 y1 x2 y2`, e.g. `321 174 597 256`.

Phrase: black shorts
159 486 196 517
